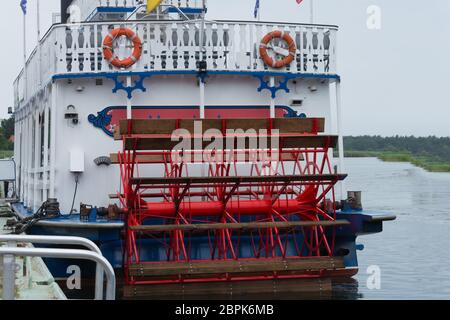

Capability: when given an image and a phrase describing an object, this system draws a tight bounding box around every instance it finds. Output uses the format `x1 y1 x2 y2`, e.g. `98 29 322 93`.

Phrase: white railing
14 20 337 108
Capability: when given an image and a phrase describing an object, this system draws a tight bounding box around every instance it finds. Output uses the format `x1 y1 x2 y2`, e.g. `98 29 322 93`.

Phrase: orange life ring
103 28 142 69
259 31 296 68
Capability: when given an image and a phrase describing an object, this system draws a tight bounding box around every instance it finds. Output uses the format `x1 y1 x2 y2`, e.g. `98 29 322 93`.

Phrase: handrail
159 5 191 20
0 247 116 300
126 4 148 21
0 235 101 254
0 235 111 300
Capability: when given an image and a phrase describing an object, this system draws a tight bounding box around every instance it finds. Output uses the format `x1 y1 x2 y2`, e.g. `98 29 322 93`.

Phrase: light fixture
65 105 79 125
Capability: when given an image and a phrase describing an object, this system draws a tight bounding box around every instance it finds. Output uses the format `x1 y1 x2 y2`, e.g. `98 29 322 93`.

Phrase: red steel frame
117 124 342 285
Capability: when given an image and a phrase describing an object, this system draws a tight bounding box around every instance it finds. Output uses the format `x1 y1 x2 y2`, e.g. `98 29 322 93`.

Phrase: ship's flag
254 0 260 19
20 0 27 15
296 0 304 4
147 0 163 14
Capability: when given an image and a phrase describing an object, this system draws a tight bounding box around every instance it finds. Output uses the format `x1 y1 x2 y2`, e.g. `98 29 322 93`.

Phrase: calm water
345 158 450 300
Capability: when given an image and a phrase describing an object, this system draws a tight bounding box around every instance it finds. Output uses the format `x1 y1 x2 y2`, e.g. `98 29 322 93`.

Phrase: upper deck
13 0 338 109
68 0 205 22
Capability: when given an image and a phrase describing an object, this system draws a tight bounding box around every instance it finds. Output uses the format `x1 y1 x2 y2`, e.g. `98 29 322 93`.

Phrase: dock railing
0 235 115 300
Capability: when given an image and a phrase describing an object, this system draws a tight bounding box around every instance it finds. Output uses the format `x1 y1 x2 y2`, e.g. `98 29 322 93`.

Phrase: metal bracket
106 74 149 99
197 72 209 84
254 75 292 98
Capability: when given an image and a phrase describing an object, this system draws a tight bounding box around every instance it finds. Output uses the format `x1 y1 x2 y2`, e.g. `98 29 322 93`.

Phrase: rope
10 199 61 234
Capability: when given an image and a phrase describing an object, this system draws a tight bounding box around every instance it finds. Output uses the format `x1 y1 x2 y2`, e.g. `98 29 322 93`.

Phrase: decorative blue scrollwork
254 75 291 98
106 74 149 99
278 106 307 118
88 108 114 137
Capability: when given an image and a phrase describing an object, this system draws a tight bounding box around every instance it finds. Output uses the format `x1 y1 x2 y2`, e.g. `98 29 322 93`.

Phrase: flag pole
23 7 27 100
36 0 40 40
37 0 42 87
310 0 314 24
23 11 26 67
258 0 261 21
199 0 206 119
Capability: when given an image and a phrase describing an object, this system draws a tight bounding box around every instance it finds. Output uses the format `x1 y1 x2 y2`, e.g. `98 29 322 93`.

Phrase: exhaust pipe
60 0 72 23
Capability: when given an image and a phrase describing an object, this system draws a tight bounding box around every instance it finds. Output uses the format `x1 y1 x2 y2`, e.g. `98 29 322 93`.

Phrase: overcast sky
1 0 449 136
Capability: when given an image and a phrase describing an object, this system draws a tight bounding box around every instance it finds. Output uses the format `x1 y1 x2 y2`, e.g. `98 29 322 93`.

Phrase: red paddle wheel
113 118 347 287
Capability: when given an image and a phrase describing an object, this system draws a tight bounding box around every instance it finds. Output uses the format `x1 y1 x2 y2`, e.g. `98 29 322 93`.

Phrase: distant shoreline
343 151 450 173
342 136 450 173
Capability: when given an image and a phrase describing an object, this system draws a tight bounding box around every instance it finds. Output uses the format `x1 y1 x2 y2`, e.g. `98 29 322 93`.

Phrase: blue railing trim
52 70 341 81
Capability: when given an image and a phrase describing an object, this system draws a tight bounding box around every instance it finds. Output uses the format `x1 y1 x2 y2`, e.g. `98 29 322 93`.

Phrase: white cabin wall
54 79 122 213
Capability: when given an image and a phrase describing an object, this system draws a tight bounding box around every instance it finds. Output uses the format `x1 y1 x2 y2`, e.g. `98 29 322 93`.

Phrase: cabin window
18 131 22 197
31 118 36 168
40 112 45 167
48 110 51 154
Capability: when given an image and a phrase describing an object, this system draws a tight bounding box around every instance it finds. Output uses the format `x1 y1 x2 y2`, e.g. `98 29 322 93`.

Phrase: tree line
0 116 14 151
344 136 450 161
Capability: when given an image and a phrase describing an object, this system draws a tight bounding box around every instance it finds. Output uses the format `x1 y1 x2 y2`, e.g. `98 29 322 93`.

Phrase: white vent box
70 149 85 173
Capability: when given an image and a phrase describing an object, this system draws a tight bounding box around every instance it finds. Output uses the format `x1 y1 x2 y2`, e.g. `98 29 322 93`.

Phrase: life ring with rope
103 27 142 69
259 31 297 68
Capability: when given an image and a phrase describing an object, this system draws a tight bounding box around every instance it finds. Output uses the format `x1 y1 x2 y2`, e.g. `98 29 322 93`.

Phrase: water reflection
331 278 362 300
119 277 362 300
